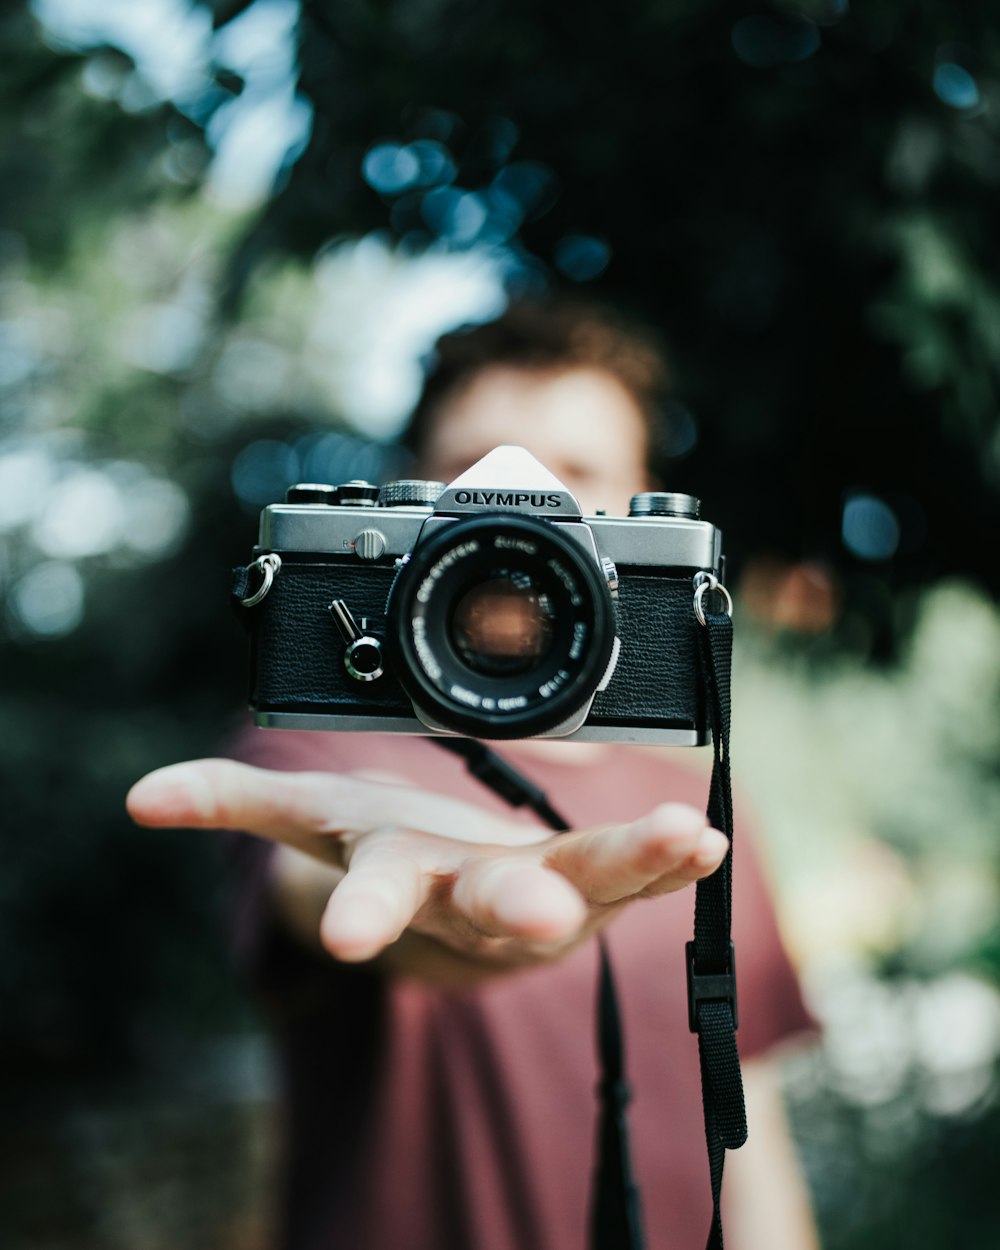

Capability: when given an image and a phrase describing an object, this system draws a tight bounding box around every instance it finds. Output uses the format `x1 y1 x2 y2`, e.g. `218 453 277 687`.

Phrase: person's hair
403 298 671 471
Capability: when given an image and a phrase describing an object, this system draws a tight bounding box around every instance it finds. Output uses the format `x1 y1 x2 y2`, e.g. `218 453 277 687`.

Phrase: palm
127 759 727 966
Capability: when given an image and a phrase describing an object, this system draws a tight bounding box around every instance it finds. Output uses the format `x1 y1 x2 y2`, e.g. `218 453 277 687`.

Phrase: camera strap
690 606 747 1250
437 590 745 1250
435 737 645 1250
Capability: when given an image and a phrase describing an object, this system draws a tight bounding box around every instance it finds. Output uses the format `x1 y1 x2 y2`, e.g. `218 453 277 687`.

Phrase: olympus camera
238 446 725 743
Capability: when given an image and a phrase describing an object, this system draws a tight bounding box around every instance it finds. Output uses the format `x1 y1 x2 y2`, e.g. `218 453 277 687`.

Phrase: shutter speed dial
380 480 446 508
629 492 701 519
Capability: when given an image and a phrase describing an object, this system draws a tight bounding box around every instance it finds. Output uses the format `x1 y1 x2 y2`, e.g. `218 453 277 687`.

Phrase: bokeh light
8 560 85 638
553 234 611 282
841 493 901 562
731 14 821 69
933 62 980 111
230 438 299 508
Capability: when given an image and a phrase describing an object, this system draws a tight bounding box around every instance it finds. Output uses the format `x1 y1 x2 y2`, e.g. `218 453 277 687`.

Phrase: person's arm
126 757 729 986
722 1055 822 1250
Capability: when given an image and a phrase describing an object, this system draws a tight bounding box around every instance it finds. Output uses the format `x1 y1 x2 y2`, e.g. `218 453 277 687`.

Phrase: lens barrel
386 515 615 739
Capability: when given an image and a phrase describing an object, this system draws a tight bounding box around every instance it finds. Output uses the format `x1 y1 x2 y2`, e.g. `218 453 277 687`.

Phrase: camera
239 446 724 743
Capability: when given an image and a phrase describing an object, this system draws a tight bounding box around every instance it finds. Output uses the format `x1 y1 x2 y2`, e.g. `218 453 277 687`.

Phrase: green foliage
1 4 1000 1247
0 11 206 263
10 0 1000 606
787 1050 1000 1250
205 0 1000 626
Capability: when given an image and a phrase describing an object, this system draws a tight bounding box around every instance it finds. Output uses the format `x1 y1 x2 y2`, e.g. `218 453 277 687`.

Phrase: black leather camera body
238 446 724 743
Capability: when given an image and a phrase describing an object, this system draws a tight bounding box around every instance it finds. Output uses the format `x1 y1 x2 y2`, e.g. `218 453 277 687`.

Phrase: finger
126 759 532 848
642 827 729 895
546 803 728 905
320 852 427 961
126 759 345 852
452 858 587 942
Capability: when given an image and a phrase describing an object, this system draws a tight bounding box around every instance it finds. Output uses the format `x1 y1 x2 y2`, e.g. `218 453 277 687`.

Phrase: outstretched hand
127 759 727 973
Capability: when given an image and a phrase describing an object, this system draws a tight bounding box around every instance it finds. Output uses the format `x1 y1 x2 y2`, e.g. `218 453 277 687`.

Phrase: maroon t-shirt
225 728 814 1250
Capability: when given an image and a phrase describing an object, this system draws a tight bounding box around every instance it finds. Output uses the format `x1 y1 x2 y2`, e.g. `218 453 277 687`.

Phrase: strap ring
693 572 733 627
241 553 282 608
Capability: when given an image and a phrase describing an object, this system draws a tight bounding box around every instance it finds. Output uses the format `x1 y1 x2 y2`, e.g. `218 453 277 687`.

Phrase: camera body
242 446 723 744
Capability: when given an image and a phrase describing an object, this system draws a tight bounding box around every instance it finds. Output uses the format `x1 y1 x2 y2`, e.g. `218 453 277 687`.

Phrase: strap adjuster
686 940 738 1033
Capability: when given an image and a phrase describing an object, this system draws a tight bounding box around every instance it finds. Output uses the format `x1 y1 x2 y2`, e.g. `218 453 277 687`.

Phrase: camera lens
450 575 555 677
386 515 615 739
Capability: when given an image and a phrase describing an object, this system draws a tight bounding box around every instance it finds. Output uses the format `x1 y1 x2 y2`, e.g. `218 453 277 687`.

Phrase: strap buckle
685 940 739 1033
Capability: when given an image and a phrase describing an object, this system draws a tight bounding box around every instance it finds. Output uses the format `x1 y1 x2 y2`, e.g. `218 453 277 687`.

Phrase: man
128 301 819 1250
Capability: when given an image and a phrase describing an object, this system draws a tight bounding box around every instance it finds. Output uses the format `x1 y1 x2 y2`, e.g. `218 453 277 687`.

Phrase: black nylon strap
433 737 567 829
231 564 253 604
434 738 645 1250
433 604 745 1250
691 612 748 1250
590 939 646 1250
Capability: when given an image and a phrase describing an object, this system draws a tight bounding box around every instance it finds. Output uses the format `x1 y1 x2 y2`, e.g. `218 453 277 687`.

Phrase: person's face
417 365 653 515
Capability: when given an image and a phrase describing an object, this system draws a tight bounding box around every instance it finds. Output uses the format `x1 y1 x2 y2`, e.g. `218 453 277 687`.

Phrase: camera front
240 444 724 745
385 513 617 739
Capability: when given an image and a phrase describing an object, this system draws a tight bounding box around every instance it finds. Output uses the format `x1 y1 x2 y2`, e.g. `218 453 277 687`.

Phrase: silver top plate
259 445 722 570
259 506 721 570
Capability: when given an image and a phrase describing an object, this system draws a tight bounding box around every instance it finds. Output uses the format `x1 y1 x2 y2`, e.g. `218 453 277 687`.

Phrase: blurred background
2 1 1000 1246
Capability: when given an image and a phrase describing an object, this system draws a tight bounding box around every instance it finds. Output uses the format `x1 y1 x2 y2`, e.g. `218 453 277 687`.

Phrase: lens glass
449 574 555 676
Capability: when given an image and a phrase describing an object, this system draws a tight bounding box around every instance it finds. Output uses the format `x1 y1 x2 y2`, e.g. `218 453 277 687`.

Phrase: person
127 301 820 1250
